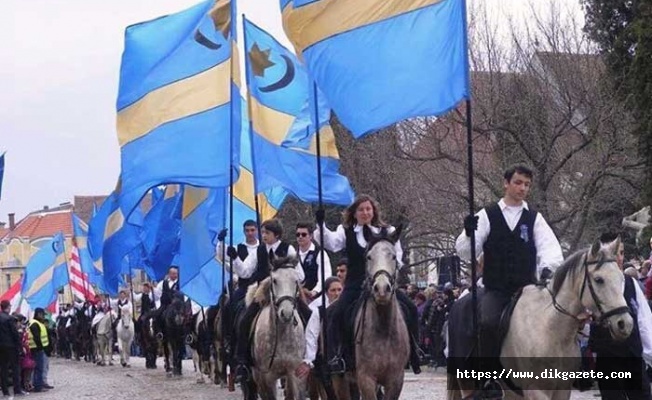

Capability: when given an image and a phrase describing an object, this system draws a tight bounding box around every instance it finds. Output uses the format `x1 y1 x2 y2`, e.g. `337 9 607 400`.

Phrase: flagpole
460 0 480 387
62 237 74 305
128 258 136 320
242 15 262 234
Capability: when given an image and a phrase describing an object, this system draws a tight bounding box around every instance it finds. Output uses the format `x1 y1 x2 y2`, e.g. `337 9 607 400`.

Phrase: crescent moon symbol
259 55 295 93
194 29 222 50
52 241 60 253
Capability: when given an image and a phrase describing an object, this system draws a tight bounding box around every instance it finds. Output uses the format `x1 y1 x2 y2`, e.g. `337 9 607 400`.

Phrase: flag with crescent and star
116 0 241 222
21 232 69 309
281 0 470 137
243 18 354 206
88 184 144 296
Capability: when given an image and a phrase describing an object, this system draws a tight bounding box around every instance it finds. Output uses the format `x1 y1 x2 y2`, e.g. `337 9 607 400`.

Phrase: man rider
456 164 563 398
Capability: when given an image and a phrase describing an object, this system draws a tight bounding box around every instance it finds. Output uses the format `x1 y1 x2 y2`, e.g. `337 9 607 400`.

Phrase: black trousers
479 289 513 372
597 357 652 400
0 346 19 395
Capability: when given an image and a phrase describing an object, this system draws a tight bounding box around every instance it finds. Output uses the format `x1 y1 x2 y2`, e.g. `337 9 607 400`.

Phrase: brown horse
333 226 409 400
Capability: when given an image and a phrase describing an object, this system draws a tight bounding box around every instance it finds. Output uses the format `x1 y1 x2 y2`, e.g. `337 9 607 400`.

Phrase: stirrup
234 364 250 384
327 356 346 375
480 379 504 400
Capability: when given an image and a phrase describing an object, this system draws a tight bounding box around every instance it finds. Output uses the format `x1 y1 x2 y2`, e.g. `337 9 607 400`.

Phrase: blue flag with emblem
72 213 106 292
22 232 68 309
116 0 241 220
280 0 470 137
243 18 354 205
88 189 144 296
178 186 230 306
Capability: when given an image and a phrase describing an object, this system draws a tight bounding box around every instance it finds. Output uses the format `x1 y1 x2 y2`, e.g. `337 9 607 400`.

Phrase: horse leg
192 348 205 383
332 375 352 400
382 377 405 400
356 373 377 400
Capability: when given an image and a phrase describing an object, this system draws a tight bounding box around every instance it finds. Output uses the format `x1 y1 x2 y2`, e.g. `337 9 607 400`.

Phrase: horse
188 308 215 384
247 255 306 400
331 226 409 400
137 311 158 369
447 237 634 400
117 304 135 368
210 292 230 387
162 292 191 377
56 314 71 359
94 311 114 367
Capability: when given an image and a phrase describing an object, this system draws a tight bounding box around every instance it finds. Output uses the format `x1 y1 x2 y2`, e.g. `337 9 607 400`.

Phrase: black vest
589 276 642 357
344 226 375 291
246 242 290 285
300 245 321 291
237 244 249 261
141 293 155 315
117 299 129 319
483 203 537 293
160 279 179 308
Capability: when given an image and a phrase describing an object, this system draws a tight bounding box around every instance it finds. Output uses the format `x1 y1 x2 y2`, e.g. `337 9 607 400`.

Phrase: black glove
463 215 479 237
226 246 238 260
217 228 228 242
315 209 326 226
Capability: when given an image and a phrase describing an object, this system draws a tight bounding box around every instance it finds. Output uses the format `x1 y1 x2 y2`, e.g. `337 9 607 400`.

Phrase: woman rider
315 194 423 375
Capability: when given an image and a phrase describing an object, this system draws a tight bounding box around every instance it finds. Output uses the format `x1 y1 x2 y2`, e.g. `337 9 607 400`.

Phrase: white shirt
232 241 303 281
303 296 331 366
110 298 133 315
632 280 652 367
455 199 564 278
299 243 332 294
154 278 178 299
315 224 404 267
216 240 259 264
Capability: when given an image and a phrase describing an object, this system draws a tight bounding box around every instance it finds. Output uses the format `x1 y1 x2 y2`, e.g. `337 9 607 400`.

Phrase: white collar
244 240 259 248
266 240 281 252
168 278 178 285
498 198 529 211
299 242 315 255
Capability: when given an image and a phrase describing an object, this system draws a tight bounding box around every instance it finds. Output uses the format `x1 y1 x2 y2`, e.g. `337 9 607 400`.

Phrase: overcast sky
0 0 583 222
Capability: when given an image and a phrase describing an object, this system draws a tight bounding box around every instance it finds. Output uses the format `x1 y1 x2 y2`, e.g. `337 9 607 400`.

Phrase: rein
267 266 300 369
548 255 630 325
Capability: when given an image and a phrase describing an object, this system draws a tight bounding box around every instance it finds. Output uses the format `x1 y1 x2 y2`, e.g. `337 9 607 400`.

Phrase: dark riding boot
478 290 512 398
235 302 260 383
325 303 346 375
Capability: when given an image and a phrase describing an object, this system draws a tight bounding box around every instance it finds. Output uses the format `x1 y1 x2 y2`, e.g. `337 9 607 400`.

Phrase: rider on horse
216 219 260 357
154 266 181 337
227 218 310 383
456 164 563 397
133 282 157 369
296 222 333 302
316 194 424 375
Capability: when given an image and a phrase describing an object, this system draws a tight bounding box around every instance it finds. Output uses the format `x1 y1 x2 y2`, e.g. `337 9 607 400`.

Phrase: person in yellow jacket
28 308 50 393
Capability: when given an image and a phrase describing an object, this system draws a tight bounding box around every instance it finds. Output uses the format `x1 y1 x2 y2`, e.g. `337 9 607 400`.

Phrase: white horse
94 312 114 367
248 255 306 400
117 304 135 368
448 238 634 400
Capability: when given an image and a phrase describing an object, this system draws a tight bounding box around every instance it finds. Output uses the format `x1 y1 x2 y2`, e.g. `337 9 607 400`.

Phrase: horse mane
551 247 605 295
270 255 298 271
245 277 271 307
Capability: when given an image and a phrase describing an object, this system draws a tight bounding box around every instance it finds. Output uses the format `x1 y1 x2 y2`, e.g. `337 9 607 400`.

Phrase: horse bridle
549 255 630 325
364 239 399 296
269 265 300 317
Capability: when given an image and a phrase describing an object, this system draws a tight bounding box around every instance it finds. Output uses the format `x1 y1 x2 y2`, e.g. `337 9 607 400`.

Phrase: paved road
15 356 604 399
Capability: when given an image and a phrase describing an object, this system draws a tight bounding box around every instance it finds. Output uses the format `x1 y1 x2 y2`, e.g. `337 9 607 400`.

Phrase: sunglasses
296 232 309 238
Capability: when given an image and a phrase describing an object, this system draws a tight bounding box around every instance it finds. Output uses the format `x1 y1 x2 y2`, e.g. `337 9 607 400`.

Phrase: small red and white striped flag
69 243 96 301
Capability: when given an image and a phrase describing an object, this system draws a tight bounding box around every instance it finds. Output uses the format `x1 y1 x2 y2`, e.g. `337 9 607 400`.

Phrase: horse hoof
126 364 131 368
196 378 205 384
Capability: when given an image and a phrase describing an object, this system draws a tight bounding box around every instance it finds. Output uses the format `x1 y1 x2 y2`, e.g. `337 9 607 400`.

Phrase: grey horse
448 237 633 400
248 255 306 400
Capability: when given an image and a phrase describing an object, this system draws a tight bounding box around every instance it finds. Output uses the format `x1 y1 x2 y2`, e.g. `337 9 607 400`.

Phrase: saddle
497 287 524 347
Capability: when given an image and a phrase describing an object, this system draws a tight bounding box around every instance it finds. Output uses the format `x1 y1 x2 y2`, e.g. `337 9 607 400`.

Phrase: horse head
268 254 300 324
364 225 403 305
120 305 132 329
552 236 633 341
167 293 189 328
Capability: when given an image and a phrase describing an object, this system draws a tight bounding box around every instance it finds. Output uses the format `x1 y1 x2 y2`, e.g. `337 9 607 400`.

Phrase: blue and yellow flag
243 18 354 205
178 186 228 306
116 0 241 218
88 189 144 295
72 213 106 292
142 185 183 280
281 0 469 137
22 232 68 309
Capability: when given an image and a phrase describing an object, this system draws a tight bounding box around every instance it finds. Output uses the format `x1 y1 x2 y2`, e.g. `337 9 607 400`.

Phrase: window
5 274 10 290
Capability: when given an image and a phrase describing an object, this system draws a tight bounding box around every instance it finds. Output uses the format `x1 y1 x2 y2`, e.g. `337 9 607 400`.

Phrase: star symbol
248 43 275 77
208 0 232 39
